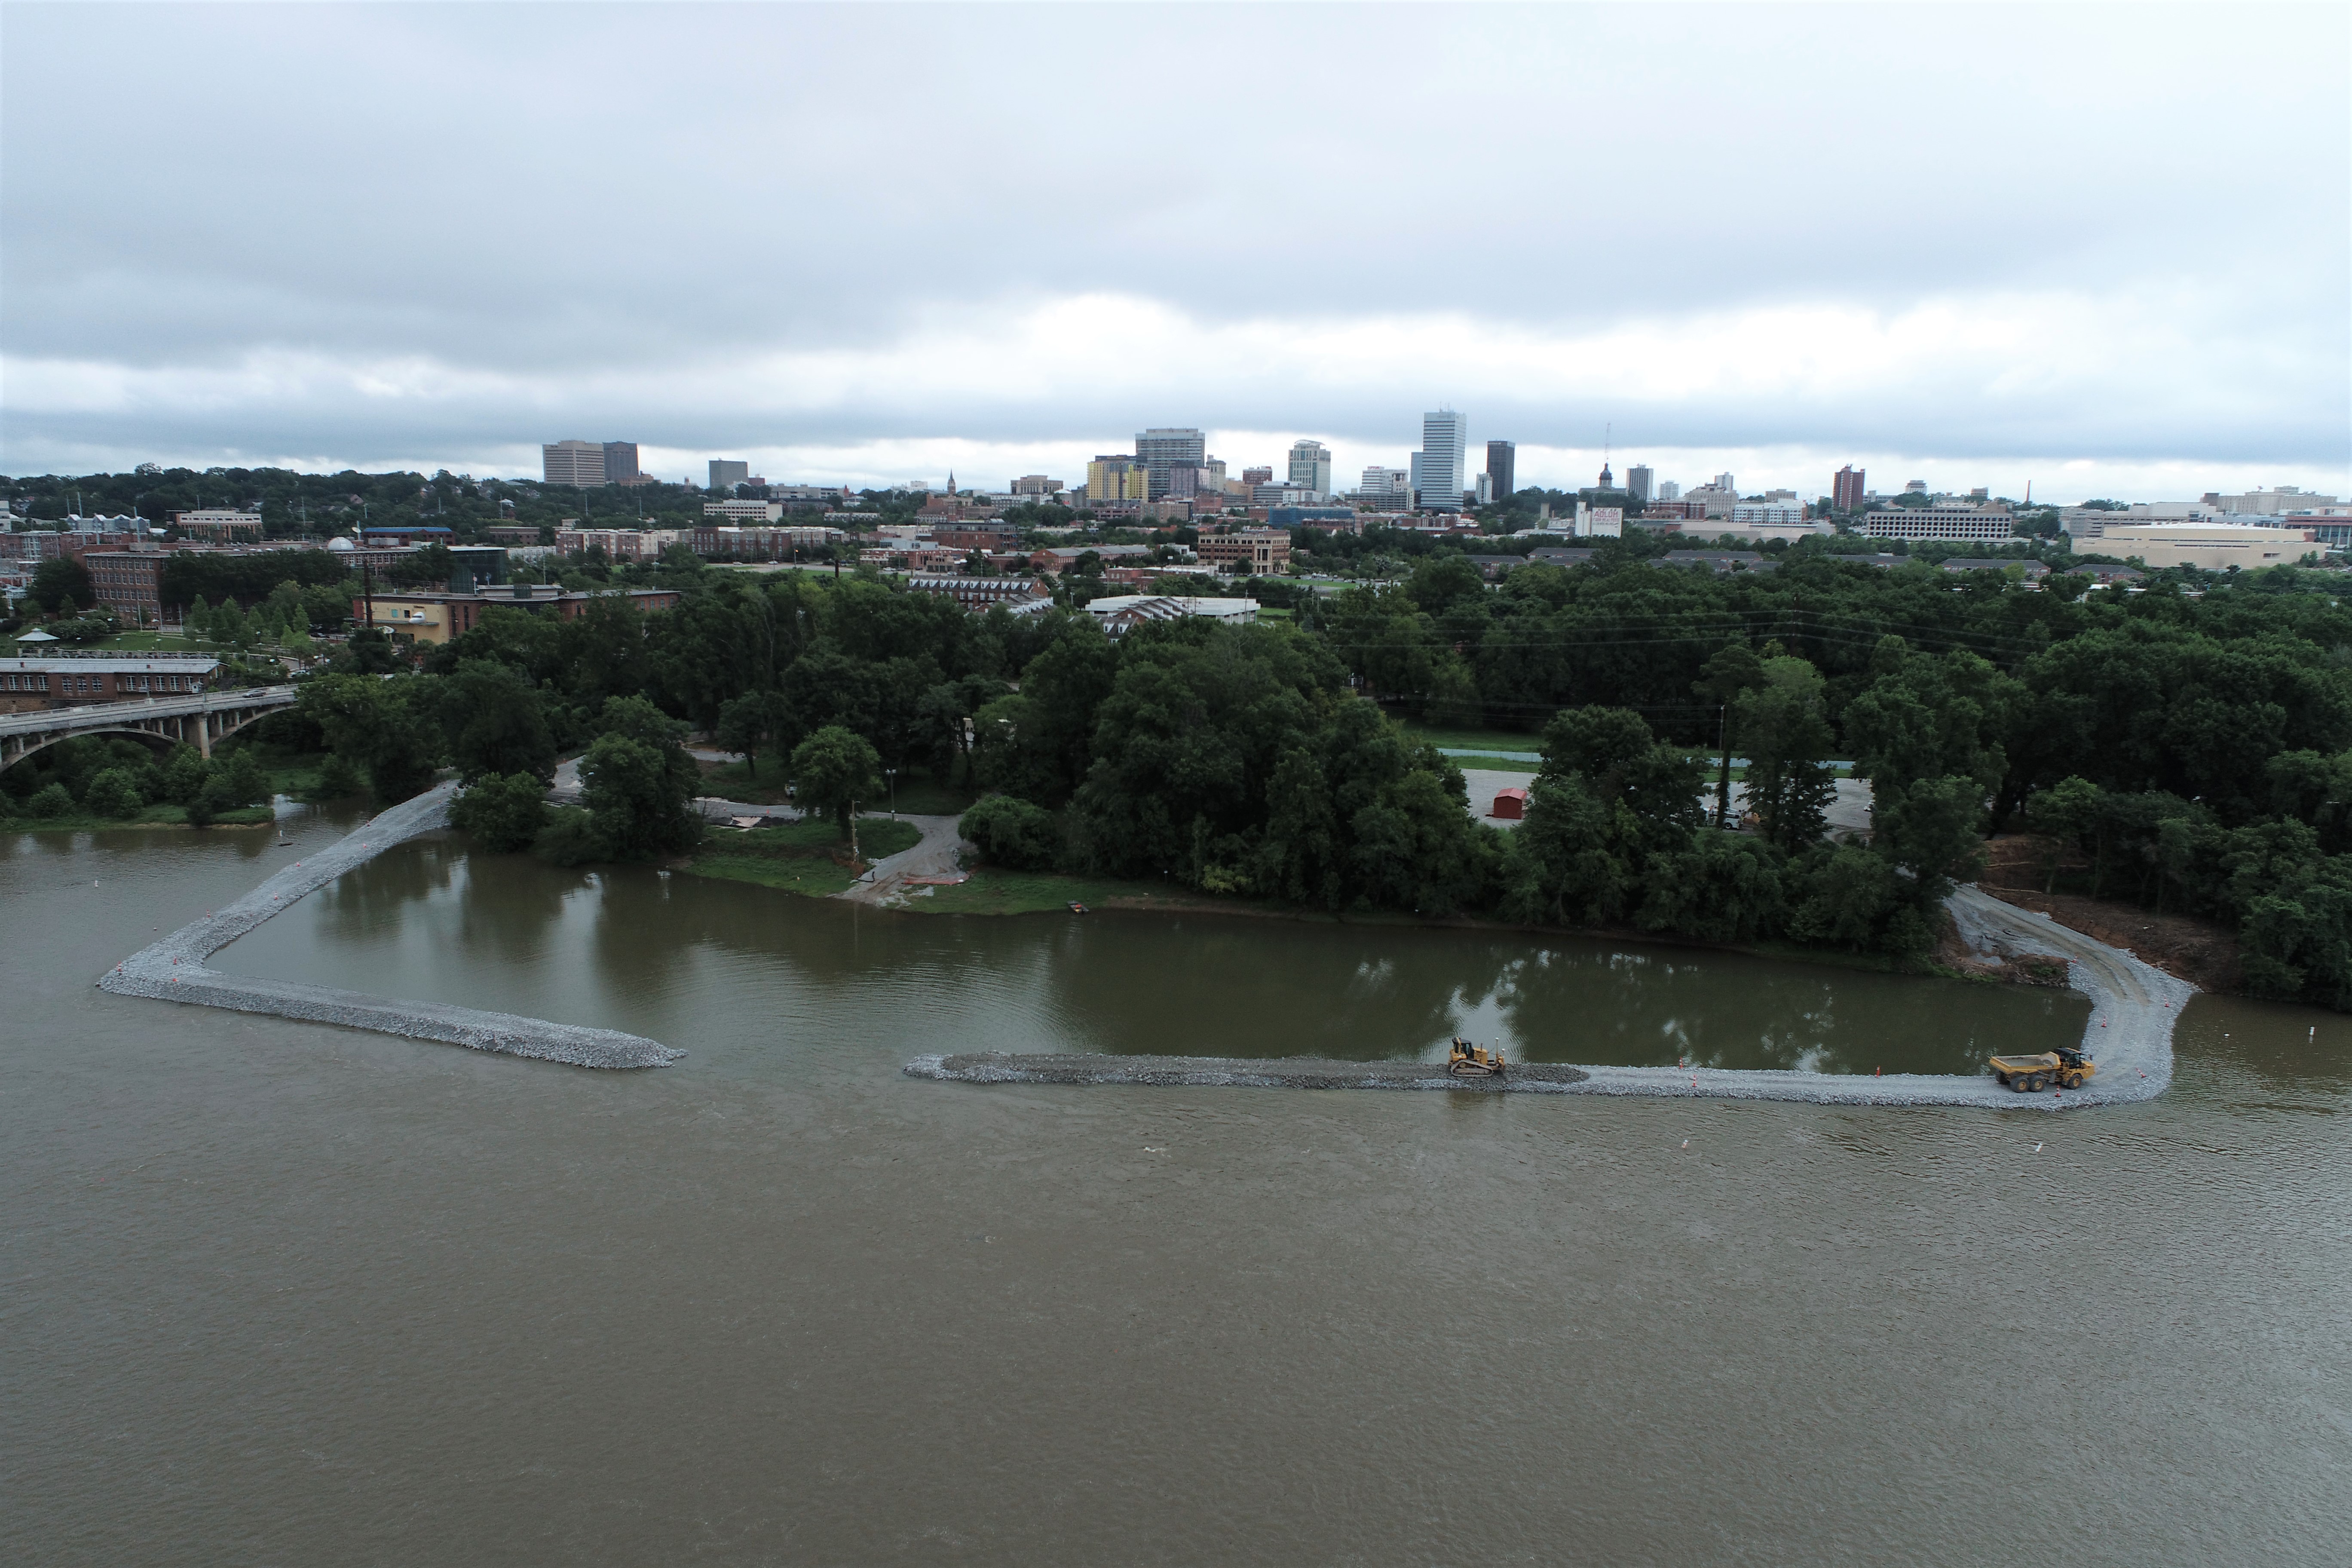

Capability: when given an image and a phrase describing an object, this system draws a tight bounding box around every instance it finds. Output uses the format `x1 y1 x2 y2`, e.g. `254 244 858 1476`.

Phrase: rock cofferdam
908 887 2191 1111
97 782 681 1070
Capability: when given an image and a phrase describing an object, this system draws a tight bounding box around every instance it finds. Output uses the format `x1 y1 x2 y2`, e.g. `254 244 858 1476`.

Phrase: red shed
1490 787 1529 820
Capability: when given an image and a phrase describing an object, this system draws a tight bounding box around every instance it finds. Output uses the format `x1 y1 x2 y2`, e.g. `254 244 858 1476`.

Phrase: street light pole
885 767 897 818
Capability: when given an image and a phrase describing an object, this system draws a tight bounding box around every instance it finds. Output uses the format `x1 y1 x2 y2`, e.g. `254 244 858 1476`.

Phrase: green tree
449 771 552 852
1692 643 1765 828
959 794 1058 869
1733 656 1838 851
216 748 269 808
84 767 147 820
715 691 787 779
579 733 698 860
161 745 209 805
790 725 882 836
25 782 75 818
30 557 94 614
1871 774 1988 904
433 658 555 781
313 752 364 799
297 674 439 804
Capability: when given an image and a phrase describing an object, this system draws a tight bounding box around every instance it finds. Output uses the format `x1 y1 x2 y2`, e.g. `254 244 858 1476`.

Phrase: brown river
6 807 2349 1565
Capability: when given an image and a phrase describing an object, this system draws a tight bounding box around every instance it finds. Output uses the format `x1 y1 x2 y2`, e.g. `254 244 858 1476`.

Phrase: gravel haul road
97 782 683 1069
907 886 2190 1112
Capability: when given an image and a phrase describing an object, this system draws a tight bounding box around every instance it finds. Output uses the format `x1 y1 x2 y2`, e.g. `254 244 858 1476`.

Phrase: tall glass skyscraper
1485 440 1515 502
1417 409 1466 512
1135 428 1207 500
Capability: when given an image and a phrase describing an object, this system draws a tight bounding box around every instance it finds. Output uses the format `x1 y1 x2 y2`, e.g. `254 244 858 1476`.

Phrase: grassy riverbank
0 803 276 832
918 866 1225 916
683 817 923 897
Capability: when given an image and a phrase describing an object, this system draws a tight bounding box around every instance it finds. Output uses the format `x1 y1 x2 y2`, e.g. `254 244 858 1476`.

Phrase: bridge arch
0 689 297 777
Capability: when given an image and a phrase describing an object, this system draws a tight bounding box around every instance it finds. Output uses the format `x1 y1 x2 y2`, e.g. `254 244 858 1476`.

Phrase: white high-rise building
1416 409 1466 513
544 440 607 487
1287 440 1333 496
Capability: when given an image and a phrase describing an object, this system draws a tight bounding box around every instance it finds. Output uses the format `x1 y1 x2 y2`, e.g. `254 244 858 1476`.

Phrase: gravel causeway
97 782 683 1069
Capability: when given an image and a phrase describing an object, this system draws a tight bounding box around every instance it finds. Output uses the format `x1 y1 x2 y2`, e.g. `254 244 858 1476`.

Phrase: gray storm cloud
1 3 2345 488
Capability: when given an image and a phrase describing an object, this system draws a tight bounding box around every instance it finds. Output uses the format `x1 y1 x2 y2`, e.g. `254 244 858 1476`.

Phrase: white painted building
1081 595 1259 635
1862 505 2017 542
703 499 786 523
2095 524 2320 570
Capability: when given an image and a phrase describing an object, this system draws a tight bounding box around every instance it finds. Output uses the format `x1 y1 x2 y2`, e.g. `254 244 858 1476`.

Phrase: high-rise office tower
1626 464 1654 503
1287 439 1333 496
1417 409 1466 512
544 440 607 487
1833 466 1867 512
602 441 642 484
1135 427 1207 500
1086 456 1147 503
1658 481 1682 502
1485 440 1515 502
1714 472 1737 493
709 459 750 493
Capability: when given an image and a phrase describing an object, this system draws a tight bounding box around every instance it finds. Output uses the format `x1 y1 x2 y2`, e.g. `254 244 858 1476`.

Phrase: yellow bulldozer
1448 1037 1507 1078
1990 1044 2096 1092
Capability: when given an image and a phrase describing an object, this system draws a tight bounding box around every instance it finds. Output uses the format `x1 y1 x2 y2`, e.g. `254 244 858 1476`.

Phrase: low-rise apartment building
906 576 1051 612
553 528 680 561
687 524 844 558
354 584 680 645
172 509 265 542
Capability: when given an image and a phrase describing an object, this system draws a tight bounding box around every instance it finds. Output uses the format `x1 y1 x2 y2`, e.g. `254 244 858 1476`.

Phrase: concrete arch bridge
0 686 298 773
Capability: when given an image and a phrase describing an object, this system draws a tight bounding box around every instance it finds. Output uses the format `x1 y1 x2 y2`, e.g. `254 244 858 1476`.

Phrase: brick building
1192 528 1292 574
0 655 222 713
686 524 844 558
905 576 1050 612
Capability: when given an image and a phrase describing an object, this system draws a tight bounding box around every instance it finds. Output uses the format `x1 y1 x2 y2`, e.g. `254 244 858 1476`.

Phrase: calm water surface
4 813 2348 1566
219 834 2089 1076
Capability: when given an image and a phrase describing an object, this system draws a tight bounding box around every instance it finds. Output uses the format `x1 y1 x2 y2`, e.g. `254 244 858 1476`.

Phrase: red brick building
0 655 221 713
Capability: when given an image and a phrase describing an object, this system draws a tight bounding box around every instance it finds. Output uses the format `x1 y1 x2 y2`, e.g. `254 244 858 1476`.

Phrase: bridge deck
0 684 297 736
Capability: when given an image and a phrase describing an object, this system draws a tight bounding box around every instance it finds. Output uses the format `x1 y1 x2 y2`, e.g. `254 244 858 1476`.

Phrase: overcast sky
4 2 2346 502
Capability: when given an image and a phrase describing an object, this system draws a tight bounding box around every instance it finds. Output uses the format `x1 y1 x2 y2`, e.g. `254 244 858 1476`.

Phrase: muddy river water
6 810 2349 1565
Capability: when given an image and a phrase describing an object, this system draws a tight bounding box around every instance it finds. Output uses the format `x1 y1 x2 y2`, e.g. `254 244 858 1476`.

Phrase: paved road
1461 765 1873 838
836 814 969 906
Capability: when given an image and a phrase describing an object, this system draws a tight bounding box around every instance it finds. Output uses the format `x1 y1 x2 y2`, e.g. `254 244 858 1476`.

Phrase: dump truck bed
1988 1052 2062 1074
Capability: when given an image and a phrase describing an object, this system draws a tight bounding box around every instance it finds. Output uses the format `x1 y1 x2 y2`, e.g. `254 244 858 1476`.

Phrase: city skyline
3 6 2344 502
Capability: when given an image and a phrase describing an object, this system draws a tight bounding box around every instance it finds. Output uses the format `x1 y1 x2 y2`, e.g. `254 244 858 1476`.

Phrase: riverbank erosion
905 887 2191 1112
96 782 683 1070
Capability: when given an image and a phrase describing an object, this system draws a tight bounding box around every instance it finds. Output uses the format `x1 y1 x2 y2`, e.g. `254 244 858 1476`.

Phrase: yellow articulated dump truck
1989 1044 2096 1092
